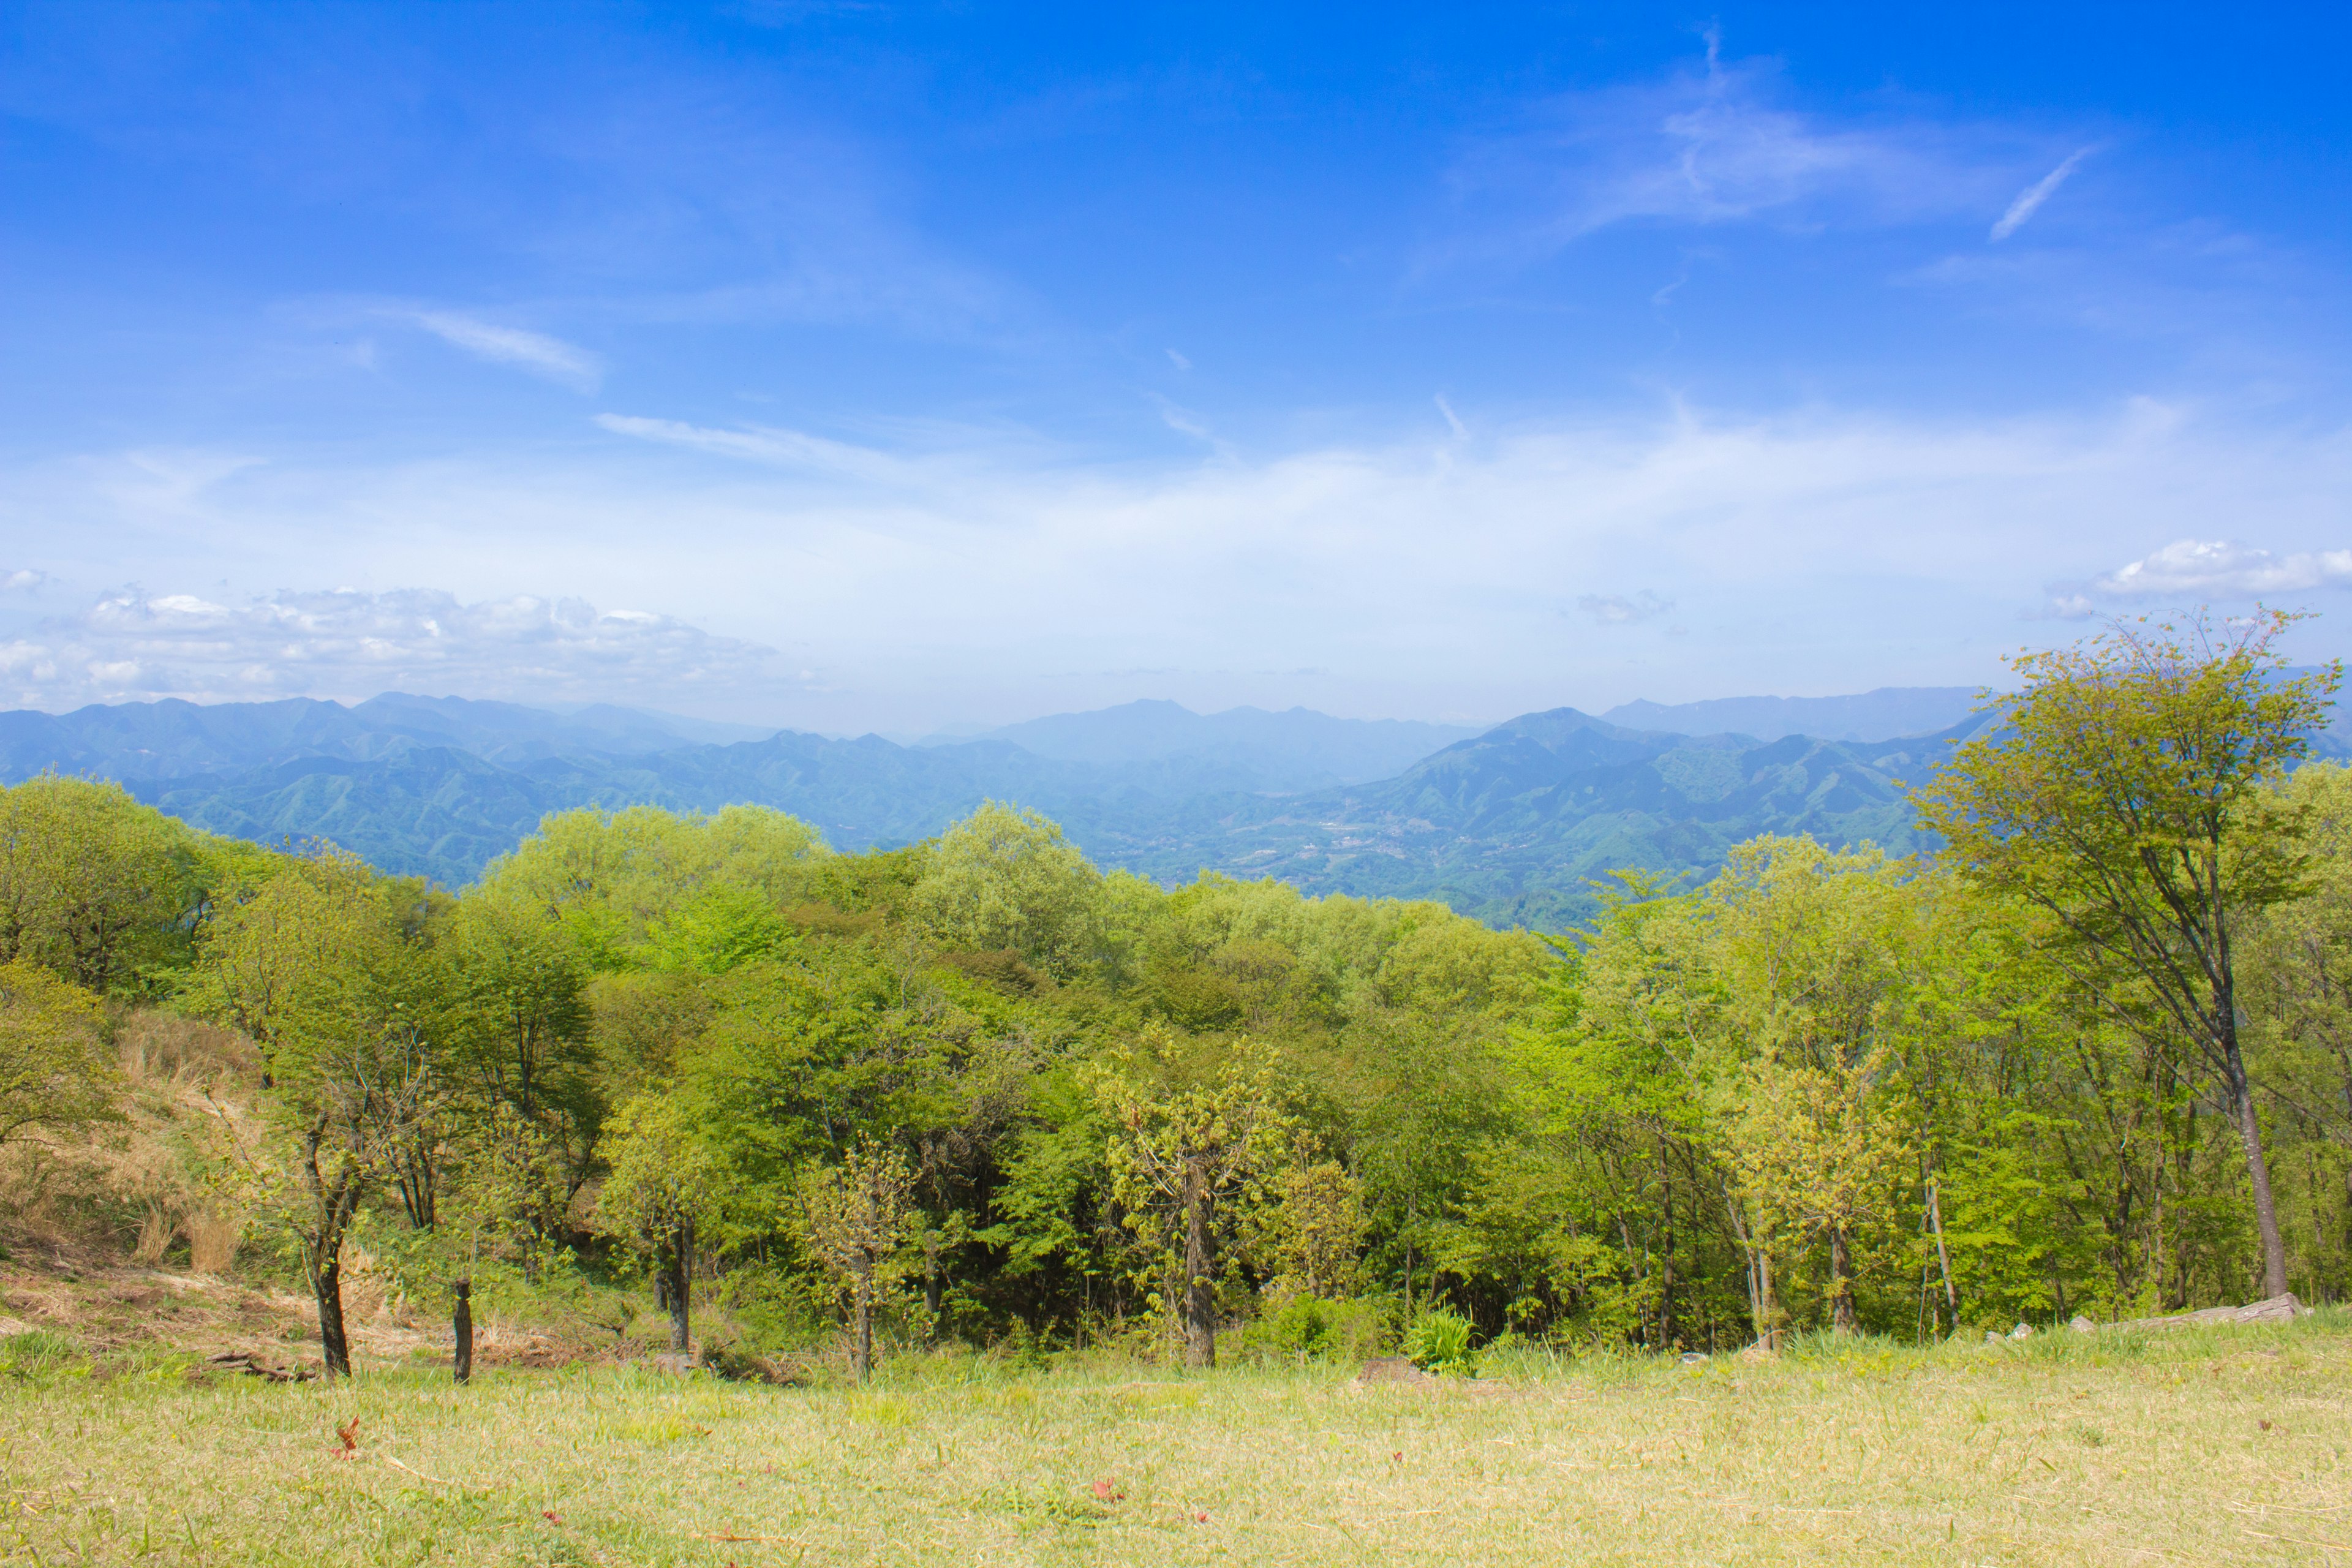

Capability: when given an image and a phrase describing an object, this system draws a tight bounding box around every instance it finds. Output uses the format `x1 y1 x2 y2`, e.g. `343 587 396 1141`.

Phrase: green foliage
909 801 1101 977
0 958 116 1146
0 774 233 997
1240 1291 1387 1363
1402 1306 1476 1374
35 680 2352 1379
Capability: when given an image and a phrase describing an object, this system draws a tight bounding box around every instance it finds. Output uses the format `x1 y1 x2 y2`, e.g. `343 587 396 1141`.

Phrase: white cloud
594 412 914 483
409 312 603 392
1447 51 2043 255
1991 147 2095 241
1435 395 1468 438
1166 349 1192 371
1577 590 1673 626
9 398 2352 729
2092 538 2352 598
1 569 50 595
0 587 794 711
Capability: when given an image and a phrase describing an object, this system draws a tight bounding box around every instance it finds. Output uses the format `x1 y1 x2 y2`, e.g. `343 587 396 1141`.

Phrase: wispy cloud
2091 538 2352 598
1435 395 1468 438
0 587 793 710
594 412 911 482
408 312 603 391
1429 44 2102 285
1577 590 1674 626
1166 349 1192 371
1991 146 2096 241
1449 55 2014 252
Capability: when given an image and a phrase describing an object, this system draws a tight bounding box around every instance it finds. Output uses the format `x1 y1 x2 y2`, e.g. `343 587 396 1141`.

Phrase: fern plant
1402 1307 1475 1376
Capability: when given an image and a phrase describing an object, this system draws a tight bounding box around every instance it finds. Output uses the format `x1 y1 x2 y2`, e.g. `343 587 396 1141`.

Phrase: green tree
197 851 445 1378
0 958 117 1146
592 1093 726 1352
910 802 1102 977
1918 610 2339 1300
0 775 211 995
799 1139 917 1381
1099 1034 1291 1366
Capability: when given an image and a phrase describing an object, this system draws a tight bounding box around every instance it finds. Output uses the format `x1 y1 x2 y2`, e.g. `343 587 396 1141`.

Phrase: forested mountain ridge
47 685 2344 927
0 691 769 778
1600 685 1983 742
0 691 2017 927
1094 707 1989 927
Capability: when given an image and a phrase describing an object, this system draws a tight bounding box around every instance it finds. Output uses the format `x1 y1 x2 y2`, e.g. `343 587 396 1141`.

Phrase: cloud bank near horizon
0 587 799 714
6 394 2351 728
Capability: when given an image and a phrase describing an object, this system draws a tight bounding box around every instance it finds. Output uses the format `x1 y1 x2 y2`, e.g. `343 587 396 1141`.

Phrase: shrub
1240 1292 1390 1364
1403 1307 1476 1376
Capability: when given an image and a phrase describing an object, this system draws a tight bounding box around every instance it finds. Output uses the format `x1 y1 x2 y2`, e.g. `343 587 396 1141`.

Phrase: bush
1234 1292 1389 1364
1403 1307 1476 1376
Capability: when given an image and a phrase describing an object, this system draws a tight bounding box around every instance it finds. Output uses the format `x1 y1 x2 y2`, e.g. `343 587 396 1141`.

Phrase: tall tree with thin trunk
1918 609 2338 1302
196 849 443 1379
592 1095 723 1354
1099 1035 1289 1368
801 1140 916 1382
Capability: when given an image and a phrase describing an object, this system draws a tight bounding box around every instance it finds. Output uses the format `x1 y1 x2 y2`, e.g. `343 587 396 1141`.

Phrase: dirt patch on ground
0 1260 602 1376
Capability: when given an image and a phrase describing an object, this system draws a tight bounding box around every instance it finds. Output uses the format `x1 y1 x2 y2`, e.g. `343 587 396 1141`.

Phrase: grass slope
4 1315 2348 1566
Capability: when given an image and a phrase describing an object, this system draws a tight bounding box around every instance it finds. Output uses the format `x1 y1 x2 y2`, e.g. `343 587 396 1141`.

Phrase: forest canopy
5 615 2348 1378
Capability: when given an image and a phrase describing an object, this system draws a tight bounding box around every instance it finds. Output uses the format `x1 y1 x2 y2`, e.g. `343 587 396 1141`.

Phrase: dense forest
3 614 2350 1379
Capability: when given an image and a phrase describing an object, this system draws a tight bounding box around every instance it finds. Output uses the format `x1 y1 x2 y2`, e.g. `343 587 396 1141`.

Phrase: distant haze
945 699 1484 791
1602 688 1986 743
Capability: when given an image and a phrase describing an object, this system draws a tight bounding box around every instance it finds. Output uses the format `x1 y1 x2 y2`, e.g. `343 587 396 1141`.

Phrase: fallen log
2089 1293 2312 1333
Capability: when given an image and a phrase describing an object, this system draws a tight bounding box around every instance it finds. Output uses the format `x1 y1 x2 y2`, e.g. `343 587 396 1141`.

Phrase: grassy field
3 1316 2349 1567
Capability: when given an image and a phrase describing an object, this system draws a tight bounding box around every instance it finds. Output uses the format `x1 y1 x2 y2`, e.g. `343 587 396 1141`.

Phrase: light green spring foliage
0 774 251 997
477 804 827 968
14 622 2352 1365
1918 609 2342 1300
591 1092 727 1258
908 801 1101 976
0 957 115 1145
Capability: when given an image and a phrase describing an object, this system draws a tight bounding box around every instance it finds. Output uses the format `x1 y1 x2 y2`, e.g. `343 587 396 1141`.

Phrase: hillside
0 692 2023 927
1093 708 1985 927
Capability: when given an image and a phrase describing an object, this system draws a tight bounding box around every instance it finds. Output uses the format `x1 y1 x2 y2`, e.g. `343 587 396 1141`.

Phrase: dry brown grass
3 1313 2348 1566
0 1010 257 1276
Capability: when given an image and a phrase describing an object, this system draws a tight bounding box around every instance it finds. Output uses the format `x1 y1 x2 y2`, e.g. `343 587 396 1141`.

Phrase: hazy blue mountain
1602 687 1985 742
0 693 774 782
932 699 1485 791
39 685 2339 930
1082 708 1992 928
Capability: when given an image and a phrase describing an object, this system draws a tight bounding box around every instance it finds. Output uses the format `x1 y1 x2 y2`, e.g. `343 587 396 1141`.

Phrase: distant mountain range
1 689 2043 927
942 699 1483 791
1600 686 1985 743
25 682 2334 929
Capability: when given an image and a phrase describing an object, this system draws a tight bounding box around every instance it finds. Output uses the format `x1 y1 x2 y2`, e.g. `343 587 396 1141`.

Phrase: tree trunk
1659 1138 1676 1348
1928 1177 1958 1327
1828 1226 1858 1336
315 1252 352 1379
924 1229 943 1343
300 1127 361 1381
2222 1024 2291 1300
1182 1155 1215 1368
662 1221 693 1354
853 1255 875 1383
453 1280 473 1385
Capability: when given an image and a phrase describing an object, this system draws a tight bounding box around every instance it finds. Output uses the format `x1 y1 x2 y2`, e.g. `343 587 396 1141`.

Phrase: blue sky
4 2 2351 731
